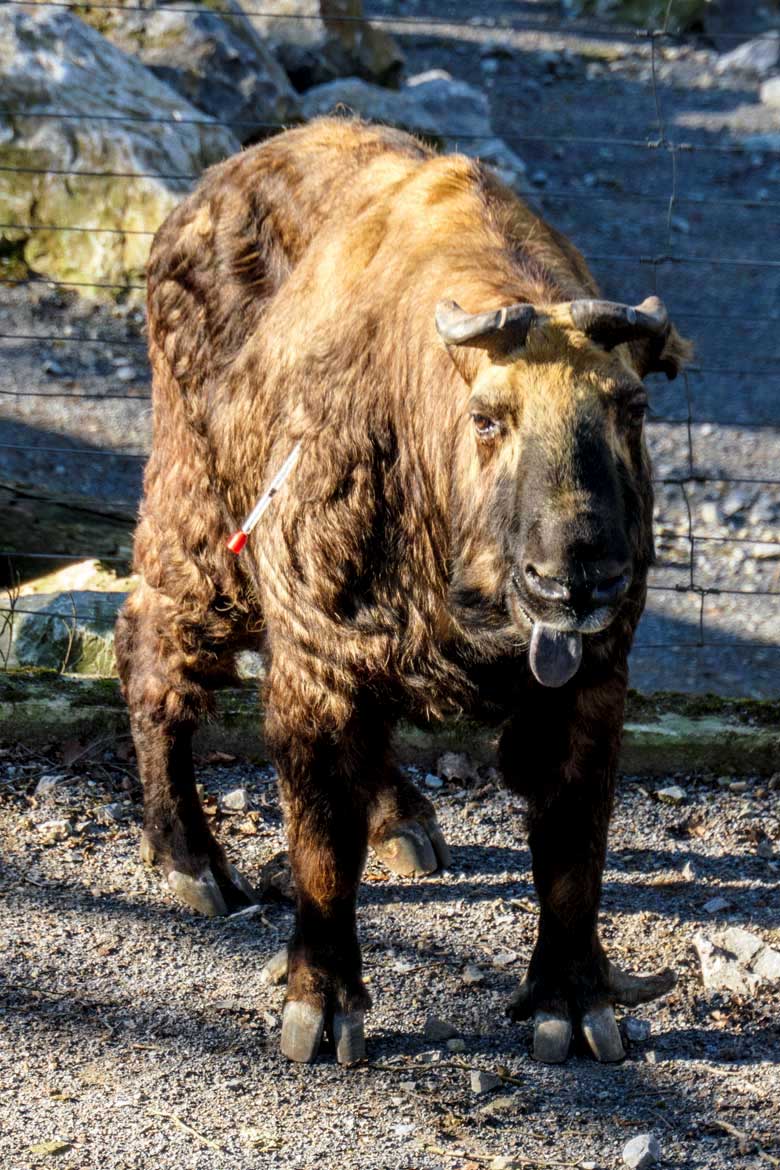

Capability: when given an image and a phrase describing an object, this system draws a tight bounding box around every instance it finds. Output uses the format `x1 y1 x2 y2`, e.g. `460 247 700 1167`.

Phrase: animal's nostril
591 570 631 604
524 564 571 602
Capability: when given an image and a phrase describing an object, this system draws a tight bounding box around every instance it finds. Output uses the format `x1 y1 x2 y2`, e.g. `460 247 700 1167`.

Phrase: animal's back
145 119 432 412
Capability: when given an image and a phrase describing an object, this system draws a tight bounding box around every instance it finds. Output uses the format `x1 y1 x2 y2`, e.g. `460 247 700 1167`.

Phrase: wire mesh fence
1 0 779 693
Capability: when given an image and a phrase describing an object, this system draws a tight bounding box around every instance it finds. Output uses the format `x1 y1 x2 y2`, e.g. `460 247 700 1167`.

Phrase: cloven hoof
372 818 451 877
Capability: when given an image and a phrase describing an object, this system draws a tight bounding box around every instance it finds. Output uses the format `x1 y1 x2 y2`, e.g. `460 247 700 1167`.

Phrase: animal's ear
629 322 694 382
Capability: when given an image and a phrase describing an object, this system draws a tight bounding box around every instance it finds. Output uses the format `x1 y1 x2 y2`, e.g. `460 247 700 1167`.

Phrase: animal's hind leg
116 586 257 916
368 768 450 878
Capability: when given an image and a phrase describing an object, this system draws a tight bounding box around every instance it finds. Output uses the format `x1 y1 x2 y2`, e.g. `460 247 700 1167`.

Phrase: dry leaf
29 1139 73 1157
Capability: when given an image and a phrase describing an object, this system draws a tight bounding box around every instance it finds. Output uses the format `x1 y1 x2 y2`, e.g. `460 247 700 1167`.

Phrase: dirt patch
0 741 778 1170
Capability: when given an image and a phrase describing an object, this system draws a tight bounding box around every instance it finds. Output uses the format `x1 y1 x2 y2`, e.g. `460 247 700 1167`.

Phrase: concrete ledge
2 671 778 776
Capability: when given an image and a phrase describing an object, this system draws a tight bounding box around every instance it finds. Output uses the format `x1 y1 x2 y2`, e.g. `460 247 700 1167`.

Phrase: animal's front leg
500 677 675 1064
266 685 375 1065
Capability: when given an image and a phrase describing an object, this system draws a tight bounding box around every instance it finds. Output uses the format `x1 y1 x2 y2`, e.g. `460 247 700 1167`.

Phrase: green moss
626 689 780 728
566 0 711 31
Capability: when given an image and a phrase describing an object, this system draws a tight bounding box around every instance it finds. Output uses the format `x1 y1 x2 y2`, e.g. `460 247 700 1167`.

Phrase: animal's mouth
509 571 618 688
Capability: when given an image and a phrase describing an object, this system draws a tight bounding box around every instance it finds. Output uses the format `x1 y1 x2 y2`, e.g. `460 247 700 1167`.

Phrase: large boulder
1 591 127 675
80 0 300 140
0 7 240 294
241 0 403 90
301 71 526 187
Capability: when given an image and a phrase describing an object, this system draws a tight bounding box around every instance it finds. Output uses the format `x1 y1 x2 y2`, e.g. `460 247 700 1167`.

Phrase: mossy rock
0 6 240 297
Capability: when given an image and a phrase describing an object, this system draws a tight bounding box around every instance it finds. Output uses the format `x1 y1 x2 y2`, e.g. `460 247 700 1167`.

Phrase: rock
622 1133 661 1170
0 8 239 293
446 1038 466 1053
437 751 480 784
703 896 732 914
622 1017 651 1043
242 0 402 90
721 927 763 965
753 945 780 983
221 787 250 813
715 33 780 78
35 774 65 799
37 818 73 842
424 773 444 789
489 1156 520 1170
95 802 126 824
693 933 759 995
681 861 696 880
656 784 687 805
83 0 300 141
761 77 780 108
423 1015 458 1041
462 963 485 985
470 1069 502 1094
492 950 518 969
1 591 128 675
301 71 526 188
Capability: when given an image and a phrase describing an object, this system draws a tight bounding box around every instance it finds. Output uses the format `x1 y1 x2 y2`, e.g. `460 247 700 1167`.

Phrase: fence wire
1 3 779 682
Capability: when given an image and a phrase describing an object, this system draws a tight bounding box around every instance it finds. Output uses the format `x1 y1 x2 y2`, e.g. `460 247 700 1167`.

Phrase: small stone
489 1156 520 1170
470 1069 502 1095
681 861 696 880
622 1133 661 1170
436 752 479 784
37 818 72 842
95 802 126 824
462 963 484 985
446 1038 466 1053
703 896 731 914
115 365 137 382
728 781 748 793
35 774 65 798
580 1163 598 1170
762 75 780 105
221 787 249 813
393 1123 416 1137
622 1017 651 1043
700 500 721 527
43 358 65 376
492 950 518 969
656 785 687 805
480 1096 515 1119
424 1015 458 1041
424 773 444 789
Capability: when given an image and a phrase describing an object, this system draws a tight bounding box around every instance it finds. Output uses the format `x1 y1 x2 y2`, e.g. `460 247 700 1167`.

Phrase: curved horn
435 299 536 347
568 295 669 351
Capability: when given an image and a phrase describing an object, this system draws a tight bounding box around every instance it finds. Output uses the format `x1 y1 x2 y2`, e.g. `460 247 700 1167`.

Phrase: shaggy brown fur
116 118 691 1062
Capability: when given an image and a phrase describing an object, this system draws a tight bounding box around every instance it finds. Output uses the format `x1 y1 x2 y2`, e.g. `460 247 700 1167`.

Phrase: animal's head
437 294 692 687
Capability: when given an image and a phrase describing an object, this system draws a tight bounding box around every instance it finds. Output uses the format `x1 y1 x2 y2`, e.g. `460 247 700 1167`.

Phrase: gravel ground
1 740 778 1170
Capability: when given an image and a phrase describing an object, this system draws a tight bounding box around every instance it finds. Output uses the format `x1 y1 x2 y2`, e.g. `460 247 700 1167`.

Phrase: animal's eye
471 413 500 440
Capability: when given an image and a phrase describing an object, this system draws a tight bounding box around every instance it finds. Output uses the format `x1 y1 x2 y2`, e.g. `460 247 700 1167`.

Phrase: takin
116 117 691 1067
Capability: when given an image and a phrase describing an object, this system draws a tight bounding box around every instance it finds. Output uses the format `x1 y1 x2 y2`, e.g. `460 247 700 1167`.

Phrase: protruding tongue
529 623 583 688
